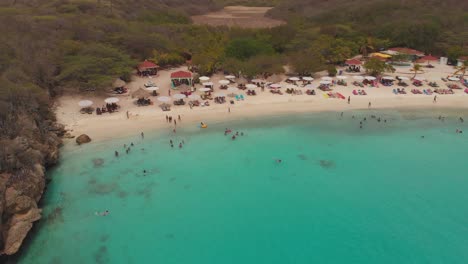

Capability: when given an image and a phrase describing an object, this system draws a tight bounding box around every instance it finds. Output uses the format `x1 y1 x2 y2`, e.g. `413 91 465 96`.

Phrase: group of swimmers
438 116 465 134
170 139 185 149
224 128 244 140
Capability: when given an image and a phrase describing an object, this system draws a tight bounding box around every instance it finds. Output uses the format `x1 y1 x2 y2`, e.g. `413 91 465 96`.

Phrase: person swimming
179 143 183 148
96 210 109 216
276 159 282 163
232 135 236 140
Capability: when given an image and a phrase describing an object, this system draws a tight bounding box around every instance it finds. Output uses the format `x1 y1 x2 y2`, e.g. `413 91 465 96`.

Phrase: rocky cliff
0 118 64 255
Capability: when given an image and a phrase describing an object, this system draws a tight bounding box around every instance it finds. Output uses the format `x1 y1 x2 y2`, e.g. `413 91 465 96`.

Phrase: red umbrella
345 59 362 65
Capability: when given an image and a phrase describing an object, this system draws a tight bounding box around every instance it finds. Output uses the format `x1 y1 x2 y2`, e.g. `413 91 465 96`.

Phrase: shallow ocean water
19 110 468 263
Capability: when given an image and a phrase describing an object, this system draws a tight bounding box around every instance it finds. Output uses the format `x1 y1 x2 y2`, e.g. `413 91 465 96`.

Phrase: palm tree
359 37 375 58
411 64 423 79
453 60 468 77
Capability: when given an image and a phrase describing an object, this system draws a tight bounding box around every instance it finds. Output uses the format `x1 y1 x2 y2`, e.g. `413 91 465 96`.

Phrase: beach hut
132 88 150 98
137 60 159 76
267 74 282 83
113 78 126 88
237 77 248 85
170 71 193 88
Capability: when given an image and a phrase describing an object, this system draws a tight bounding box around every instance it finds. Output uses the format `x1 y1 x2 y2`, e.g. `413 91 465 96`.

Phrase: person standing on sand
368 102 371 108
178 115 181 121
126 111 129 119
174 119 177 126
141 132 144 139
169 90 171 96
433 95 437 103
166 115 169 122
348 96 350 104
228 107 231 113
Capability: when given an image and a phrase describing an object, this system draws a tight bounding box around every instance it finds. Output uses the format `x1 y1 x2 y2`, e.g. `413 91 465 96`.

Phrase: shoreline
57 95 468 145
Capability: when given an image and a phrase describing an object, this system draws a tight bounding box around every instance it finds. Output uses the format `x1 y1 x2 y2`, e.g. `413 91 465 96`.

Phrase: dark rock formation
76 134 91 145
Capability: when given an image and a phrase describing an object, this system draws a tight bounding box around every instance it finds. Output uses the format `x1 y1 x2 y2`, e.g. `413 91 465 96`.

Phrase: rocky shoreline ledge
0 118 65 256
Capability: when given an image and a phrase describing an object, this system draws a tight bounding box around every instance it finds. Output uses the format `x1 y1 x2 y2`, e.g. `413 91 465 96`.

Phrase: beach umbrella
199 87 211 92
188 94 201 100
246 84 257 89
269 83 281 88
104 97 119 104
288 77 300 81
353 76 364 80
227 87 239 93
304 84 314 89
214 92 226 97
78 100 93 107
414 77 426 81
202 82 214 87
319 81 331 85
365 76 376 80
398 76 410 81
321 76 333 81
302 77 314 81
448 77 460 81
157 96 171 102
286 84 298 89
225 75 236 79
172 94 187 100
336 76 348 79
382 76 395 80
251 78 265 83
237 77 248 85
145 86 159 91
113 78 125 88
219 80 230 85
132 88 149 98
267 74 282 83
199 76 210 81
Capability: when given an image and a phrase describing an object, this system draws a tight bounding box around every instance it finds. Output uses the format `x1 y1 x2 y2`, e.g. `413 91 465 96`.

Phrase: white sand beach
56 64 467 142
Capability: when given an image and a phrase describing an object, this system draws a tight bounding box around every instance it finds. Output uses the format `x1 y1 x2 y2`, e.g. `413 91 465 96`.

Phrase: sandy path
191 6 285 28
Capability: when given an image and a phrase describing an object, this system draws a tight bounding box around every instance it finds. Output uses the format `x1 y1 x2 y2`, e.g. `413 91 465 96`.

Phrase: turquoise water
19 110 468 263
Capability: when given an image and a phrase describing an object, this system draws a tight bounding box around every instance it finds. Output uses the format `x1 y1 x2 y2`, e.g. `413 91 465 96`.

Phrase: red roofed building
345 59 362 65
170 71 193 88
388 47 424 57
137 60 159 76
415 55 439 64
170 71 192 79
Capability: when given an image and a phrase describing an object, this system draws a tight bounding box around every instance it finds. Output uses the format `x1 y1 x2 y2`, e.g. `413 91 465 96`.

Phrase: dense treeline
268 0 468 56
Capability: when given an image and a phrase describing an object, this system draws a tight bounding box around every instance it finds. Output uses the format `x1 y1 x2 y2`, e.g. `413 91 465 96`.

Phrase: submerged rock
92 158 105 167
76 134 91 145
319 160 336 169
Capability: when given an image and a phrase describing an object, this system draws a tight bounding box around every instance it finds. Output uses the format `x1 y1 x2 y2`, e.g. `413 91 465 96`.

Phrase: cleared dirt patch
191 6 285 28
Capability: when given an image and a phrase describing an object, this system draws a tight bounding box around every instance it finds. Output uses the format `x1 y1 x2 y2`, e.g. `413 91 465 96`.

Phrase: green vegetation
364 58 395 76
